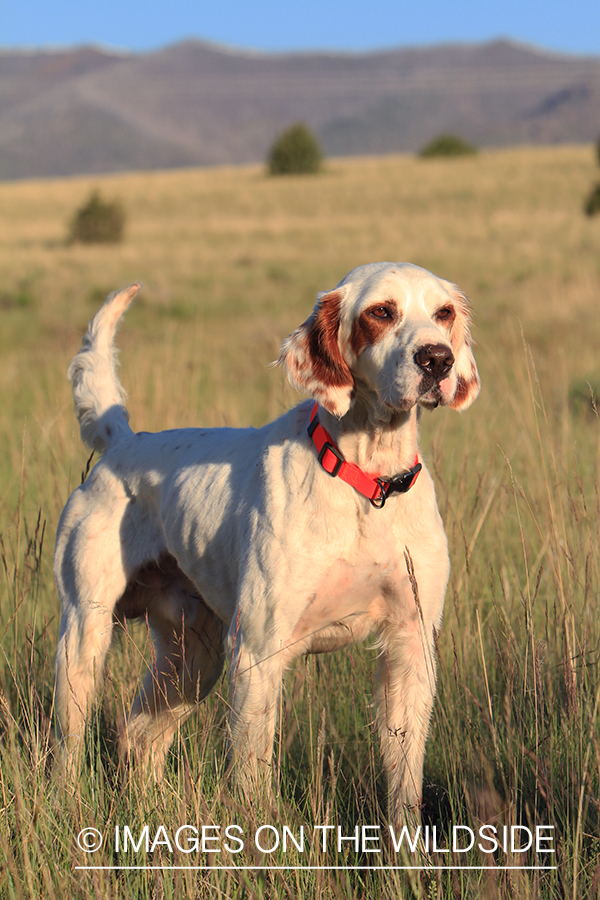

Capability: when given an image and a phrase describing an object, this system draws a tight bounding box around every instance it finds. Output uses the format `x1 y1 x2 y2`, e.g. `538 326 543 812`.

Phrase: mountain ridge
1 38 599 179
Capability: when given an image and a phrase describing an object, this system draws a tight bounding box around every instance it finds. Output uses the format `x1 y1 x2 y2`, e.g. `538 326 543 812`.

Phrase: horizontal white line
75 865 558 871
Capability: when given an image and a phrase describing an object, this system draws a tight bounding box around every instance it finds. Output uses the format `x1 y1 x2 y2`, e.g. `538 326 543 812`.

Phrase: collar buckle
318 441 344 477
383 464 423 497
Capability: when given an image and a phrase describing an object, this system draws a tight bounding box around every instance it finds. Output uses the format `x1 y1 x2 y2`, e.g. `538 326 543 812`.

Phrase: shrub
419 133 478 158
583 137 600 215
68 190 125 244
584 183 600 216
268 124 323 175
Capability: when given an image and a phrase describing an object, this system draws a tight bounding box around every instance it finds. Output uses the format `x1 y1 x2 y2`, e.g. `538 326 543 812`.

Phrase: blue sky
1 0 597 57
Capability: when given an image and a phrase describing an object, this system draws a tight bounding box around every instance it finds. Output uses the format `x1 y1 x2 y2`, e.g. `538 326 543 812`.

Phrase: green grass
0 146 599 898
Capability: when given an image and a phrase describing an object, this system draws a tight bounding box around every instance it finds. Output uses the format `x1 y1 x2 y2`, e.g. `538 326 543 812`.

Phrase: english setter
53 262 480 823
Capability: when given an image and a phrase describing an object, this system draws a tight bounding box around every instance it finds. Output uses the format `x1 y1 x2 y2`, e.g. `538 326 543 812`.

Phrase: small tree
68 190 125 244
268 124 323 175
584 183 600 216
419 133 477 159
583 136 600 216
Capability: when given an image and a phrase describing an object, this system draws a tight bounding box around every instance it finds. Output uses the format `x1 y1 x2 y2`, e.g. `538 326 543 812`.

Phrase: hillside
1 38 600 178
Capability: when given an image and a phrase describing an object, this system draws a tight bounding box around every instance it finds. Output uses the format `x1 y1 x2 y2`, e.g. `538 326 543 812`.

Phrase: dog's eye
371 307 390 319
436 307 453 321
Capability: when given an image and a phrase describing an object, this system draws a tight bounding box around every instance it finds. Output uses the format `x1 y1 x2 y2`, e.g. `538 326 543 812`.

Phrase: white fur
53 263 479 823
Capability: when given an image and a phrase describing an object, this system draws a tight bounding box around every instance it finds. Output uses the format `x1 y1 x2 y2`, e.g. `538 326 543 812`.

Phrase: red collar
307 403 421 509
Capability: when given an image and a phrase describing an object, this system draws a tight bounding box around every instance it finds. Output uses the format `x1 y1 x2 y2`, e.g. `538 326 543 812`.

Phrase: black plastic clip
370 463 422 509
318 442 344 477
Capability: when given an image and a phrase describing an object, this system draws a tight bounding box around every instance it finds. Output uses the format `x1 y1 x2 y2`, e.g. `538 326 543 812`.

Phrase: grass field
0 145 599 898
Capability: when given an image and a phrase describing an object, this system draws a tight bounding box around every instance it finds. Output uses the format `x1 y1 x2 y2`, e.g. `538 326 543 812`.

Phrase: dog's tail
67 283 141 454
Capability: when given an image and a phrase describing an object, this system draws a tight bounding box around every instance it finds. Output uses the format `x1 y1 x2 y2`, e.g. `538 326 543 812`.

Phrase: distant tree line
266 123 481 175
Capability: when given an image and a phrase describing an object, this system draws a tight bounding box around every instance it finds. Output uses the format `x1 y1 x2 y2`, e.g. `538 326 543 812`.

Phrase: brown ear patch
277 288 355 417
449 374 471 409
449 362 480 411
306 291 354 390
442 285 480 412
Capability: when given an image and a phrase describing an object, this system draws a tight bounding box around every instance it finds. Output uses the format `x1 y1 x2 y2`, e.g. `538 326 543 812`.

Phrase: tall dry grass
0 145 598 898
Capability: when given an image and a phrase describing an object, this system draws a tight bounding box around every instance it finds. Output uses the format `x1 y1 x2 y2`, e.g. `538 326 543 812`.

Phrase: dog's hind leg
121 579 226 778
53 477 134 774
54 603 117 773
54 554 127 773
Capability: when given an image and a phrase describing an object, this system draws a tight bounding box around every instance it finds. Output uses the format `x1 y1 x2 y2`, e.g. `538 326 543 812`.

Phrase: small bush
68 190 125 244
419 133 478 159
268 124 323 175
584 183 600 216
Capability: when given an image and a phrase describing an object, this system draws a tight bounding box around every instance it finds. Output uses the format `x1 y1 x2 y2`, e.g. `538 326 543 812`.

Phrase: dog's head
279 262 480 418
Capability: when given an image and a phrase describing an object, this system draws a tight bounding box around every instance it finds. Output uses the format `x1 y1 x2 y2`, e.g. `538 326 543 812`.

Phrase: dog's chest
289 533 414 644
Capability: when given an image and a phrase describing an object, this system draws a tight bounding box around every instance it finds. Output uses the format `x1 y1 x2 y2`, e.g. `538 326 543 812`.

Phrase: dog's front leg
376 620 438 829
227 634 282 801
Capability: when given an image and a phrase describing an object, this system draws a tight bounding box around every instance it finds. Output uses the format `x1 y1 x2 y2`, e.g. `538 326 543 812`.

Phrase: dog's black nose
414 344 455 380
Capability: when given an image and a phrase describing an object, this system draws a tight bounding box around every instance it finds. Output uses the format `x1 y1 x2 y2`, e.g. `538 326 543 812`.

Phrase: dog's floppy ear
447 288 481 412
278 288 355 417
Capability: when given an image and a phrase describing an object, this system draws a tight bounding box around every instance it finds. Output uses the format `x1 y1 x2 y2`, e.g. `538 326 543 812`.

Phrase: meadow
0 144 599 898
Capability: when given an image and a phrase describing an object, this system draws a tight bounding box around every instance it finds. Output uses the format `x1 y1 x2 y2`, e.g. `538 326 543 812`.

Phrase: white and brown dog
53 262 479 822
